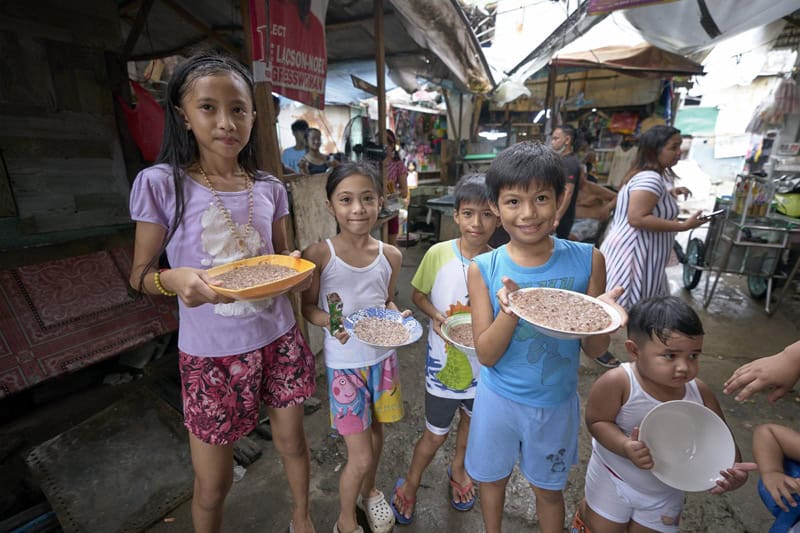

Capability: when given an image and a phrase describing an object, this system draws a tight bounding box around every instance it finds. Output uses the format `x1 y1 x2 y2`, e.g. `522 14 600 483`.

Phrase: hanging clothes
607 145 638 189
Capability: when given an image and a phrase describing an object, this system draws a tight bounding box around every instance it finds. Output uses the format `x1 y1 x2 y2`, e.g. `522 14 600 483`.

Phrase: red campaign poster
270 0 329 109
249 0 270 82
587 0 677 15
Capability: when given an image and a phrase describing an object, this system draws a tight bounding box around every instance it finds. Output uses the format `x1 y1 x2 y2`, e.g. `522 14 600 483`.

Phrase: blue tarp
324 60 399 105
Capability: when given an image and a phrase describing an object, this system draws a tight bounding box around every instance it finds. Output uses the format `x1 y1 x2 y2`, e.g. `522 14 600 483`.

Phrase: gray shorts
425 391 473 435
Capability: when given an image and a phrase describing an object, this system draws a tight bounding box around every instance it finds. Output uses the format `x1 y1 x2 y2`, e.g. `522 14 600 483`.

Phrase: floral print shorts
179 325 315 445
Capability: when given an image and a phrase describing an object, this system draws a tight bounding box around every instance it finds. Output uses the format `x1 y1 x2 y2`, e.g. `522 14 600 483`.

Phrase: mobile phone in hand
700 209 725 221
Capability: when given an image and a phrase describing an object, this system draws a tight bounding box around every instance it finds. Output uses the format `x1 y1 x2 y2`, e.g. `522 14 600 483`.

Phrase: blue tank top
474 239 594 407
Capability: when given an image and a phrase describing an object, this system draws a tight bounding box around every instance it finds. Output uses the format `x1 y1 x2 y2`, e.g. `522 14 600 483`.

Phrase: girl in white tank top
301 162 411 533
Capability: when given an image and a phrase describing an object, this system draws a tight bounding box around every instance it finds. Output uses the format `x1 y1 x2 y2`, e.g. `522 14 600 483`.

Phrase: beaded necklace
198 166 254 252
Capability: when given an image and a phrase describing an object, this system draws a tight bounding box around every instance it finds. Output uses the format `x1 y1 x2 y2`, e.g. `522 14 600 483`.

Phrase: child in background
129 51 316 533
383 129 409 246
576 296 755 533
302 162 408 533
391 174 500 524
465 141 626 533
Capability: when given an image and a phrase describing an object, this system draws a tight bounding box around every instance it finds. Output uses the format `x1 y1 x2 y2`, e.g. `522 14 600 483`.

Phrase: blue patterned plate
344 307 423 348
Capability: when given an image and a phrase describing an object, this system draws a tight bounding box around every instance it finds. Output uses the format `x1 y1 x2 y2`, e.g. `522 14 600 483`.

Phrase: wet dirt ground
2 240 799 532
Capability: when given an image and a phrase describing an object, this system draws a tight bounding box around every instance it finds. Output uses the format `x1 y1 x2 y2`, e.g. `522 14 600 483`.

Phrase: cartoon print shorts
179 325 315 446
326 351 403 436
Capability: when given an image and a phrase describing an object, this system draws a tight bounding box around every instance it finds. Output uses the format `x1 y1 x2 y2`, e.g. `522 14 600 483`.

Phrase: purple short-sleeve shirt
130 164 295 357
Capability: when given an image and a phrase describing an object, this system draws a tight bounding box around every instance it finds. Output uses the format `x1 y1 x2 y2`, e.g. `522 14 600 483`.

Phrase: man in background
550 125 581 239
282 119 309 173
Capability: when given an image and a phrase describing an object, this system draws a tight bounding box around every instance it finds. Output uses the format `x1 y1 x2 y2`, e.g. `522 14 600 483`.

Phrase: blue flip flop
390 477 414 525
448 466 476 512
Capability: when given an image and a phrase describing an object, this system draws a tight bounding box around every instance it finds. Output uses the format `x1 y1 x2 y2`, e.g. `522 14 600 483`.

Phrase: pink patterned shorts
326 352 403 436
179 325 315 445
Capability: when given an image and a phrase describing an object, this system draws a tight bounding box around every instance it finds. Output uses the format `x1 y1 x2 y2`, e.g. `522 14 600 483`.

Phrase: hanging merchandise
748 78 800 133
116 81 165 162
773 77 799 117
746 102 769 134
608 112 639 135
392 109 413 145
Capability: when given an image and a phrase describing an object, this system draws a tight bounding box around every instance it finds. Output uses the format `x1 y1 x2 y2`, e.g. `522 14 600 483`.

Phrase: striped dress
600 170 678 310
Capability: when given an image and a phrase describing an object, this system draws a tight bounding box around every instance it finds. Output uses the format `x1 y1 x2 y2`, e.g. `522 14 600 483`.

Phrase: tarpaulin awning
552 42 704 78
488 0 797 93
118 0 494 104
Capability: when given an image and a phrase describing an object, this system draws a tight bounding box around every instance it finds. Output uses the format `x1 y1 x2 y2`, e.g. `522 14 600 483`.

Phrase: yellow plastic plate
206 254 315 300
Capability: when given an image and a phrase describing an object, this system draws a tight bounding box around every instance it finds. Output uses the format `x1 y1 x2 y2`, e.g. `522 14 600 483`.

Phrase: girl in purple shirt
129 51 316 533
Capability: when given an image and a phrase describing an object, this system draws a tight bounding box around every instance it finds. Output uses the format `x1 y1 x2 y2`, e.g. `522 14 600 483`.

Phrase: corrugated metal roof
117 0 493 101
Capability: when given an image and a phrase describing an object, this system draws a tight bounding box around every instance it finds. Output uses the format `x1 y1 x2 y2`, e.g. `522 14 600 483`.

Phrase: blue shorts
465 380 579 490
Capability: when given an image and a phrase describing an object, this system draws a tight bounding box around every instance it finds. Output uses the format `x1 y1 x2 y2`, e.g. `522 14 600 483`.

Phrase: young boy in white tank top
574 296 755 533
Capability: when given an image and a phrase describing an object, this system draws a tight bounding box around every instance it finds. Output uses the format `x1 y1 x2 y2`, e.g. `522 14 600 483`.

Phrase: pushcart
682 181 800 314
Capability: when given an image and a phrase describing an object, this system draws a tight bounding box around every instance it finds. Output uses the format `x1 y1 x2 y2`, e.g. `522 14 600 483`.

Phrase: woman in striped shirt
597 126 706 367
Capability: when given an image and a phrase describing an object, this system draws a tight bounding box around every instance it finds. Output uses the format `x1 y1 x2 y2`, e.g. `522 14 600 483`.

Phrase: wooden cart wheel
683 238 704 290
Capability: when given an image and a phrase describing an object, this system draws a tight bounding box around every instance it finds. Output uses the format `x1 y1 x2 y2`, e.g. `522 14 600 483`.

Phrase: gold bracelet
153 270 177 297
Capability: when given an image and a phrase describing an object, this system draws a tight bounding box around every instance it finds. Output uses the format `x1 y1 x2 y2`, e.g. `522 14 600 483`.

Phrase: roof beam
160 0 240 57
129 36 209 62
325 10 395 32
122 0 156 61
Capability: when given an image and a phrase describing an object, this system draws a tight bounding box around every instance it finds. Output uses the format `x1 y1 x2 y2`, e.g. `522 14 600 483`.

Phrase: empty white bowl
639 400 735 492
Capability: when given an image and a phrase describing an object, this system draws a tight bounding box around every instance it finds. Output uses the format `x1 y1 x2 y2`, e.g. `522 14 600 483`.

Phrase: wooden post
240 0 308 339
375 0 390 243
375 0 387 151
544 63 557 136
122 0 156 61
239 0 283 180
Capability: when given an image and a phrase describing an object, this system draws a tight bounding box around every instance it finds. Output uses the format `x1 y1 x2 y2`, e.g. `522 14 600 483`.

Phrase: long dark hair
386 129 400 161
137 50 262 291
625 125 681 183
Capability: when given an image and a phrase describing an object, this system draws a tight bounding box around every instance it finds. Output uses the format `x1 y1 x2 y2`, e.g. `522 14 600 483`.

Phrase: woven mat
0 248 178 397
26 389 192 533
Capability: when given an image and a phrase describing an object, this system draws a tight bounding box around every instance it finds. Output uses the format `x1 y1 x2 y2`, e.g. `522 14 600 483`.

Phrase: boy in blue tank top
464 141 627 533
